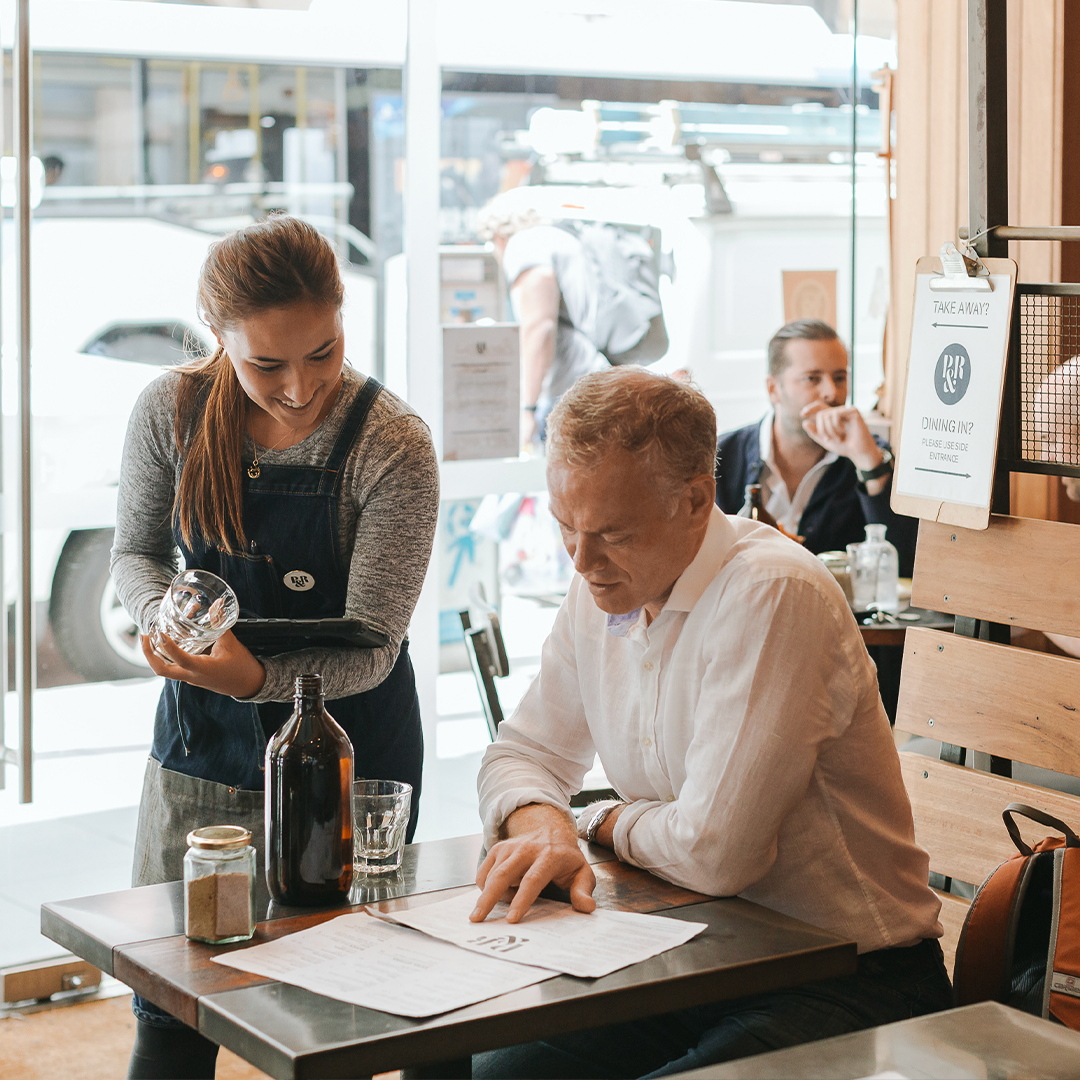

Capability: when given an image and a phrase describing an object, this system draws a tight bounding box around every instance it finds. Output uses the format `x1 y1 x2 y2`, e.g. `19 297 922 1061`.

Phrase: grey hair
546 368 717 510
767 319 843 377
474 194 545 241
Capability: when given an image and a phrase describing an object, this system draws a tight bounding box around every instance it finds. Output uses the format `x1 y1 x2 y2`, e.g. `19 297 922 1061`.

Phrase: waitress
111 214 438 1079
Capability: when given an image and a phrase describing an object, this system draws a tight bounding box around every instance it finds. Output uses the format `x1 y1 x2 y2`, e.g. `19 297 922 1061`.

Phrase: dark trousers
472 937 952 1080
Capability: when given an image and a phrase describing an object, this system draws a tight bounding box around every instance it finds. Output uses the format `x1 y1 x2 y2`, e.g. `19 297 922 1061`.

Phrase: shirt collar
606 609 643 637
665 506 735 613
601 508 735 636
758 410 775 469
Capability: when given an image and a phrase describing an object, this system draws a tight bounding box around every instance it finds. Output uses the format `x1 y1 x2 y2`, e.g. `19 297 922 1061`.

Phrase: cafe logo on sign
934 343 971 405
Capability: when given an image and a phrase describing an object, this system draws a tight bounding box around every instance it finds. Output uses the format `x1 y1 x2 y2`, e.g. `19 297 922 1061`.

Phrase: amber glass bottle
737 483 781 529
265 674 354 905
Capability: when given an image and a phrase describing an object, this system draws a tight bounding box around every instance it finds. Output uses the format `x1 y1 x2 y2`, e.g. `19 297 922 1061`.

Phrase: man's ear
766 373 780 406
686 474 716 524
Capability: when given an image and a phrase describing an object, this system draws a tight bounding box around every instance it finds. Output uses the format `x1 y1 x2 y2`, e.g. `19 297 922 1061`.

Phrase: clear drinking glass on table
353 779 412 875
150 569 239 659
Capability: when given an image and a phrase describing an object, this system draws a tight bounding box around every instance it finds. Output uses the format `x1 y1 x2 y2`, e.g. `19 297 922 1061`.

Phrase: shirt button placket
640 651 660 771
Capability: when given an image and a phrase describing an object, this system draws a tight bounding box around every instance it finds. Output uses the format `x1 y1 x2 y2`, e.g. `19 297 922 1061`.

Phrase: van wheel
50 529 151 681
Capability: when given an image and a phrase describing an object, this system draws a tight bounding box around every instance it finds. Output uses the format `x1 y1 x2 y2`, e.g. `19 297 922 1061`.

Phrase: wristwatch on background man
856 447 894 485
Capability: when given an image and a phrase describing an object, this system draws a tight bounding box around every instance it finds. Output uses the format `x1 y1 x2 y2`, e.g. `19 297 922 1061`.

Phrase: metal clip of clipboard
929 240 993 292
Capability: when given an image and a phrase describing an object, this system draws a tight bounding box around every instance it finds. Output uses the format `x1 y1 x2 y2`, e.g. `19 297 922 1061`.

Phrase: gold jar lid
186 825 252 851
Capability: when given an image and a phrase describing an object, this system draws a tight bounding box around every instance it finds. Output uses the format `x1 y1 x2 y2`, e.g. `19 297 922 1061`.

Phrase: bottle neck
294 674 324 709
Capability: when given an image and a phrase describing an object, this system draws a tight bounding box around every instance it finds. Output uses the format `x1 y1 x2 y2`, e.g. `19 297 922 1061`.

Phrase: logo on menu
283 571 315 592
934 343 971 405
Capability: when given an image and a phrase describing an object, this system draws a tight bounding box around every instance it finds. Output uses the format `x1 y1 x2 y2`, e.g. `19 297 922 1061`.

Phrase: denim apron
131 376 424 1028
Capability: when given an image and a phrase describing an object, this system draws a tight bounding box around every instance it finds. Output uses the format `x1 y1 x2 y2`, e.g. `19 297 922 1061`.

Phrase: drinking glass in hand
151 569 239 659
352 780 412 875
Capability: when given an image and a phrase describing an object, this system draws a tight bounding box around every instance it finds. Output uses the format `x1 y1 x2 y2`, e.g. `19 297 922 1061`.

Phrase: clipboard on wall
891 250 1017 531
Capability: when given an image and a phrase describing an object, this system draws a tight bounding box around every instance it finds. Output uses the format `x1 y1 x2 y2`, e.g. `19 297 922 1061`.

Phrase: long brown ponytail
174 215 344 553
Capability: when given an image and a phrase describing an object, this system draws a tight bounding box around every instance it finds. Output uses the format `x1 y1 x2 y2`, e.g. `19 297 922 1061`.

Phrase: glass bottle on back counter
265 674 354 905
737 483 780 530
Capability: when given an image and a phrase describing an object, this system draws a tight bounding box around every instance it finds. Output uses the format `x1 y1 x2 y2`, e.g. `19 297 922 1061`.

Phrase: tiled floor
0 597 560 972
0 807 141 968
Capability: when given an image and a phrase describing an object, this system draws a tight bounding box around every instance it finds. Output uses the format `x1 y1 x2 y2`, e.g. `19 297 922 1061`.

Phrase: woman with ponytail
111 215 438 1078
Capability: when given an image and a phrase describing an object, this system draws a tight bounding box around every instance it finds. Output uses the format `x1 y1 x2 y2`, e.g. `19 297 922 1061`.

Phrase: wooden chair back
896 514 1080 975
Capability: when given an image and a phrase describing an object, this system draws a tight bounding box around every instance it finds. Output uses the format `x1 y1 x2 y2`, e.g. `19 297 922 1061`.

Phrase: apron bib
133 376 423 890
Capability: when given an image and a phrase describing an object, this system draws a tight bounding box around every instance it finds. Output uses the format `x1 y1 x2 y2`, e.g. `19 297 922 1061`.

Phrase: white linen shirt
758 411 837 536
478 507 942 954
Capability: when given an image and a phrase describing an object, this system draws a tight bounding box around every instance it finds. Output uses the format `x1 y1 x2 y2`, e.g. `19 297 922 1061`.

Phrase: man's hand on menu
471 803 596 924
140 630 267 699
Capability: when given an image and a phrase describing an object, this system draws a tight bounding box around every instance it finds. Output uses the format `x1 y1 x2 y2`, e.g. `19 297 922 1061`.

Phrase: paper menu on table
372 888 708 979
212 911 557 1018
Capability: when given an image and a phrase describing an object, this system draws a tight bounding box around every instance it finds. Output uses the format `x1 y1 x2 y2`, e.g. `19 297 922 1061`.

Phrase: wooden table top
42 834 857 1080
858 606 954 647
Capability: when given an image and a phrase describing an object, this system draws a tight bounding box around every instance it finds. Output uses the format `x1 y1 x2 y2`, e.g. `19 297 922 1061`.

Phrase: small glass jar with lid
183 825 257 944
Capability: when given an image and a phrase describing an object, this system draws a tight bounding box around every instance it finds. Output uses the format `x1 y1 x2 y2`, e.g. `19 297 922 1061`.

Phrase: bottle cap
186 825 252 851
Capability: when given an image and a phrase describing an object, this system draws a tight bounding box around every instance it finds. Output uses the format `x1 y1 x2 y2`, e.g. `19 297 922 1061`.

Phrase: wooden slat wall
911 515 1080 637
899 755 1080 886
936 889 970 976
897 628 1080 775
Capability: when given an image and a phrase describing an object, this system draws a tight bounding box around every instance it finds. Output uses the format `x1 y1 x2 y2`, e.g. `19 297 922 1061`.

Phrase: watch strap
857 448 894 484
585 801 621 844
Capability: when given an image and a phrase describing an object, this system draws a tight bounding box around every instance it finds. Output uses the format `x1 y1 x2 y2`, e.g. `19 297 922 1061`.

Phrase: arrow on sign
932 322 988 329
915 466 971 478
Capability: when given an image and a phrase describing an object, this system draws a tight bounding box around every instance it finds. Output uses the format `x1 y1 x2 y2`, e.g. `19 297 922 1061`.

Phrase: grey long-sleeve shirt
111 365 439 703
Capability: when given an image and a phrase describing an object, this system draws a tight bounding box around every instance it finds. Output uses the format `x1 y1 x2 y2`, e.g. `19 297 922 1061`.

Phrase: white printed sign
893 261 1016 527
442 324 520 461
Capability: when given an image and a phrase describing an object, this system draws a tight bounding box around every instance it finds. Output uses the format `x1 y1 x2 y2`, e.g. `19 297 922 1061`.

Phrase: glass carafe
847 524 899 614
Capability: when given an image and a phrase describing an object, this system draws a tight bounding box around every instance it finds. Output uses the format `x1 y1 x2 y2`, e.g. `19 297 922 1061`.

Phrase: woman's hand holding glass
141 628 267 699
144 569 264 698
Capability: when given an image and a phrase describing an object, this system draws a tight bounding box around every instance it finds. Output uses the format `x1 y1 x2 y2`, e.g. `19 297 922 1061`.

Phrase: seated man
473 368 950 1079
715 318 916 576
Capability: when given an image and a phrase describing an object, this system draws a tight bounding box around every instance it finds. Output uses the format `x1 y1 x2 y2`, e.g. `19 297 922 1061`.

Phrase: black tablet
232 618 389 654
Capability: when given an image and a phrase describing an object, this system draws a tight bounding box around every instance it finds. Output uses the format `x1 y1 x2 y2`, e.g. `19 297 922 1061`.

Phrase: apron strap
319 374 384 495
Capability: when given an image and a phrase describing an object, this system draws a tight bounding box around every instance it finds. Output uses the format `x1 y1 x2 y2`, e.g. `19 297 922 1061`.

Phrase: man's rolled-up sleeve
611 575 861 897
477 592 597 846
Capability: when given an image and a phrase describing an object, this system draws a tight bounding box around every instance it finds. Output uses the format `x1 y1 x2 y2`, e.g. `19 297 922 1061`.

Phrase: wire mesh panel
1016 285 1080 473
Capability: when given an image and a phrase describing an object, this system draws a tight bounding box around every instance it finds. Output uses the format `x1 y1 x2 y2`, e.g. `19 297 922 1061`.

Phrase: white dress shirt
478 507 942 954
758 411 837 536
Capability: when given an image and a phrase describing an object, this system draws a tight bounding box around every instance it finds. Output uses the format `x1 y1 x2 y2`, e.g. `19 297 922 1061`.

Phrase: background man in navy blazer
714 318 916 576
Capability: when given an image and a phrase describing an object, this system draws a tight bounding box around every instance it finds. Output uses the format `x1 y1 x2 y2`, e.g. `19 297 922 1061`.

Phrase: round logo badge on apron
283 570 315 592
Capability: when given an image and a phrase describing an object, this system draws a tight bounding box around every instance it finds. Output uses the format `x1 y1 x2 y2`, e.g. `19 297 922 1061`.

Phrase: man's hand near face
470 803 597 924
800 402 889 496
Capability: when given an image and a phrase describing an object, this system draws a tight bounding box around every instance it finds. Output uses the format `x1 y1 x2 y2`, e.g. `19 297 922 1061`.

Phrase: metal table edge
196 934 857 1079
39 901 117 976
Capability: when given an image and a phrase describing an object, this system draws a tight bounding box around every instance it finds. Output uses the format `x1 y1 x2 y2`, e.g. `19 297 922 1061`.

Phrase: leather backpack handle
1002 801 1080 855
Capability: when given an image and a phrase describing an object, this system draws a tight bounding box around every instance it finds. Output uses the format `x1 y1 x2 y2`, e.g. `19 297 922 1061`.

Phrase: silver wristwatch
585 801 621 844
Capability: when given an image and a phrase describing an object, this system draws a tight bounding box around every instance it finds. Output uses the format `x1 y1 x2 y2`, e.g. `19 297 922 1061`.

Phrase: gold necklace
247 430 291 479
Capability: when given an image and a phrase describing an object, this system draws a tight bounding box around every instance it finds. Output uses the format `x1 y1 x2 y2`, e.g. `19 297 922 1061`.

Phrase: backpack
560 221 665 361
953 802 1080 1028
